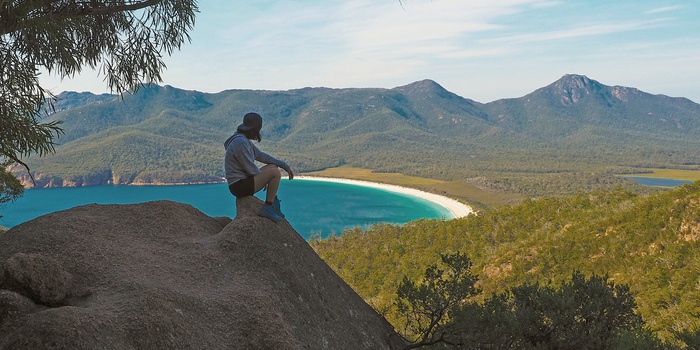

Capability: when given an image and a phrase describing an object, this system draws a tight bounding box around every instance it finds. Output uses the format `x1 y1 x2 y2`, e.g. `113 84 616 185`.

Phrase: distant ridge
15 74 700 197
51 91 117 111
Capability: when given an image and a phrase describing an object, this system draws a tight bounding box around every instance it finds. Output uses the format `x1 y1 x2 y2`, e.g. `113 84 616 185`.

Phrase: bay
0 179 451 239
626 177 693 187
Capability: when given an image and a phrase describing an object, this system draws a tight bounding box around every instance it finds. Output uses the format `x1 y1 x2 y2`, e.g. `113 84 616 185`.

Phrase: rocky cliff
0 197 404 349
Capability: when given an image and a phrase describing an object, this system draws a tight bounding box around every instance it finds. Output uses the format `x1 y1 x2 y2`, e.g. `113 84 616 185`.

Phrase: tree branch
3 152 37 186
0 0 166 35
72 0 164 16
402 330 459 350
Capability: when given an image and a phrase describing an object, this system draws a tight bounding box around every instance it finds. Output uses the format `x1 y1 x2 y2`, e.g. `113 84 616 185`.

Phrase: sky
39 0 700 103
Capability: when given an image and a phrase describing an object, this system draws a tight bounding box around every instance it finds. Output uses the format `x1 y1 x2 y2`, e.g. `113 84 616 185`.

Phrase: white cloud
37 0 700 103
480 18 669 45
645 5 683 14
284 0 553 86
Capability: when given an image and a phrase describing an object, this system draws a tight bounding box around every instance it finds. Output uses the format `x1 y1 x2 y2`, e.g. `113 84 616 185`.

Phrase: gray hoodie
224 133 290 185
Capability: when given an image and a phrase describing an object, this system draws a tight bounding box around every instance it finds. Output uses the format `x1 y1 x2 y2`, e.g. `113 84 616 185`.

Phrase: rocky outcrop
12 169 116 188
1 253 76 306
0 197 404 349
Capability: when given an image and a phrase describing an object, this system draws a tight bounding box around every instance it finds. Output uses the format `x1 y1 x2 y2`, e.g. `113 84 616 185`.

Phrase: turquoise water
0 179 451 239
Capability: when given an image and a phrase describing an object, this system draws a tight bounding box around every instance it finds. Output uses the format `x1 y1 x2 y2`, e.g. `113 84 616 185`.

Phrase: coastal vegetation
3 61 700 346
9 75 700 206
311 181 700 346
395 258 673 349
6 3 699 348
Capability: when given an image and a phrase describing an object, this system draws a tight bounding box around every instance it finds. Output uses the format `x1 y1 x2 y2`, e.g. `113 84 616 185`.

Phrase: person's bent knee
259 165 281 182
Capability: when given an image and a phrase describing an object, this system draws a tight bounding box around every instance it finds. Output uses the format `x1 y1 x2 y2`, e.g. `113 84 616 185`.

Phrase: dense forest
6 75 700 347
12 74 700 200
311 182 700 346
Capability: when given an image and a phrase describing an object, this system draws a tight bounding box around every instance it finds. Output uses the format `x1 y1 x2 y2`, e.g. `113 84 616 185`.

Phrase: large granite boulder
0 197 404 349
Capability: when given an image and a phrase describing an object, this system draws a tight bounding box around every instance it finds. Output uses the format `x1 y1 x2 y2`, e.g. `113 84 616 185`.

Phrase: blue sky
40 0 700 103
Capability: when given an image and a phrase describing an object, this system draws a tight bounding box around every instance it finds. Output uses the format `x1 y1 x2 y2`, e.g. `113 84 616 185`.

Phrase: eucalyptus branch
72 0 164 16
0 0 168 35
0 0 197 196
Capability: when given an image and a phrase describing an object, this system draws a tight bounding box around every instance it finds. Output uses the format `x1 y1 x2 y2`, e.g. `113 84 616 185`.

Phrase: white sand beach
296 176 474 219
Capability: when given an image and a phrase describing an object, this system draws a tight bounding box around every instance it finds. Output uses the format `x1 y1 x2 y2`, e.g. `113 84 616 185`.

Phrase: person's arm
252 144 294 179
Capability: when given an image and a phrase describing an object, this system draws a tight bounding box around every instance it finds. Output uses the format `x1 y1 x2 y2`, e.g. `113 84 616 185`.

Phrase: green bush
400 268 674 349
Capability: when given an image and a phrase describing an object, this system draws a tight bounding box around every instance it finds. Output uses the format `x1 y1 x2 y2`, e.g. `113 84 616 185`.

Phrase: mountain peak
541 74 611 105
0 199 404 349
51 91 116 112
394 79 449 95
557 74 597 86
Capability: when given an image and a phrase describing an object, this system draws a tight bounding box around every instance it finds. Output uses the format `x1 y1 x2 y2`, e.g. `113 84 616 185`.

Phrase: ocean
0 179 451 239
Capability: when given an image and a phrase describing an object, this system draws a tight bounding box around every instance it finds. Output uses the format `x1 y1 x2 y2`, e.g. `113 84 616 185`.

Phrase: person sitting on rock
224 112 294 222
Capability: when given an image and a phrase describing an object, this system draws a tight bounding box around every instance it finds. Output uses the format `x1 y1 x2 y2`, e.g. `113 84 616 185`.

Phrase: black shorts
228 176 255 197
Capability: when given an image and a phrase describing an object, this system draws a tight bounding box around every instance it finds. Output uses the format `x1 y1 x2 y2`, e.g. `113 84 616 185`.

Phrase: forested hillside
14 74 700 198
311 181 700 343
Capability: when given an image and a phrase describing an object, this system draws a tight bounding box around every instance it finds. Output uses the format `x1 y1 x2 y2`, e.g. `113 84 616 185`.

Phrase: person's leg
253 164 284 222
253 164 281 204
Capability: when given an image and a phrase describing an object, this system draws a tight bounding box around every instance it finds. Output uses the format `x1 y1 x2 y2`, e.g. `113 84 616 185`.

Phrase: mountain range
15 74 700 195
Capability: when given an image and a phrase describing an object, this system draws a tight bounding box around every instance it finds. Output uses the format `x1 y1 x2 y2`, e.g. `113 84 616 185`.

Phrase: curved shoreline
295 176 474 219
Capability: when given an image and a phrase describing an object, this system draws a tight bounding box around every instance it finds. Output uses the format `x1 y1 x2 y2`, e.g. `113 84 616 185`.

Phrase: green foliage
396 252 479 348
444 271 665 349
0 82 63 179
506 272 640 348
0 166 24 205
673 328 700 350
396 257 671 349
1 0 197 93
312 182 700 345
14 127 223 186
1 0 197 198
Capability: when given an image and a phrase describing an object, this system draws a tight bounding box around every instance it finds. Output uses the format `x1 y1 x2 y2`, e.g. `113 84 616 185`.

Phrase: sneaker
273 197 285 218
258 204 282 222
